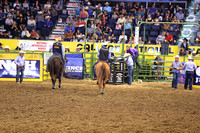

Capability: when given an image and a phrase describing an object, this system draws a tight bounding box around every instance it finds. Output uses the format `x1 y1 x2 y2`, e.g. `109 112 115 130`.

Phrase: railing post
122 20 126 56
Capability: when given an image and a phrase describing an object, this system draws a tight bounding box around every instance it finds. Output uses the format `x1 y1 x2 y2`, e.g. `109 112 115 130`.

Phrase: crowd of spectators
63 1 186 45
0 0 61 40
0 0 187 46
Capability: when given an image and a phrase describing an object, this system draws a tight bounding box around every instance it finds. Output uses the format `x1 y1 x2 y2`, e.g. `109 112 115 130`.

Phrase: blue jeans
127 65 134 85
16 67 25 83
133 52 142 68
184 71 193 90
46 54 66 72
172 72 179 88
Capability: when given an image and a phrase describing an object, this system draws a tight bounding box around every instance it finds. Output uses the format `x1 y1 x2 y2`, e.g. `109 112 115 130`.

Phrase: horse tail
100 63 106 81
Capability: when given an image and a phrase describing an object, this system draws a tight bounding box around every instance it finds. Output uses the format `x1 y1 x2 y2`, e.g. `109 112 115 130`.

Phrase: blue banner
0 59 40 79
64 58 83 79
66 53 83 58
193 66 200 85
178 62 185 84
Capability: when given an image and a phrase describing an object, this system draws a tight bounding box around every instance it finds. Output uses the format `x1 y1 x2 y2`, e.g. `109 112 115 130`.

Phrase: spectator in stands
64 29 73 41
87 24 94 37
103 26 112 40
163 16 170 31
178 38 189 55
176 10 184 22
152 53 163 77
95 25 102 38
65 46 70 52
36 11 44 30
11 21 20 39
146 14 153 22
113 22 122 35
21 27 30 39
65 23 75 34
13 0 20 8
195 38 200 45
79 34 86 42
136 9 144 18
72 35 78 42
55 1 62 15
3 46 10 52
3 5 10 15
33 0 41 14
72 17 78 28
5 14 13 31
22 0 29 10
157 41 162 45
41 16 53 38
0 8 6 25
170 20 179 31
44 1 51 9
111 11 118 19
135 15 143 25
76 46 81 52
76 18 85 33
19 16 27 31
147 40 152 45
192 51 198 57
118 31 127 43
165 32 174 45
87 2 94 10
51 7 58 24
30 29 39 40
96 4 103 19
103 2 111 14
128 36 135 44
80 8 89 20
117 14 126 24
85 6 92 18
125 21 131 35
10 9 15 18
149 4 157 15
139 37 144 45
2 31 9 38
27 15 36 30
15 10 22 24
0 43 3 50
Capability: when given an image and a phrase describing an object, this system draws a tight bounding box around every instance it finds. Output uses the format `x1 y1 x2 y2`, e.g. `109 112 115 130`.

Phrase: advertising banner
193 66 200 85
44 53 53 65
64 58 84 79
19 40 53 51
0 59 41 79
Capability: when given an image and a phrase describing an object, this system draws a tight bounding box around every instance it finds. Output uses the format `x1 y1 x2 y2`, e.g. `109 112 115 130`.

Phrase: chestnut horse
95 61 110 94
48 56 67 89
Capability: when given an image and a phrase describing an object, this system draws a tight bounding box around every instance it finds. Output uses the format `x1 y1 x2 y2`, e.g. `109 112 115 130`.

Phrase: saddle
52 56 64 65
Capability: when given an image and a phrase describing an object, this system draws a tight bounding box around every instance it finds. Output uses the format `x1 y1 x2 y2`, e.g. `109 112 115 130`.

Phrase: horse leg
58 75 61 89
52 78 56 89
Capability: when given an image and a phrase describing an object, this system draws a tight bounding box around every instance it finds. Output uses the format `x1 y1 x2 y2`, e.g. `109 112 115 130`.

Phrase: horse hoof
101 92 104 95
52 88 55 90
58 86 61 89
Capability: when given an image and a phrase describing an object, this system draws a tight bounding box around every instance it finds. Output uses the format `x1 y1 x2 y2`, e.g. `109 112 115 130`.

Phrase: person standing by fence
170 55 182 90
14 51 26 83
183 56 197 90
124 53 134 85
126 45 142 69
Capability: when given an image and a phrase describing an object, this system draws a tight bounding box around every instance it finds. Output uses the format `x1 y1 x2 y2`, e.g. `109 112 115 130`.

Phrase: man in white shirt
5 14 13 31
118 32 127 43
117 14 126 24
27 15 36 30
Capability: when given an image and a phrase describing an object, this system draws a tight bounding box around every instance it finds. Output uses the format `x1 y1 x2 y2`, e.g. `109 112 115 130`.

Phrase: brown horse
95 61 110 94
48 56 67 89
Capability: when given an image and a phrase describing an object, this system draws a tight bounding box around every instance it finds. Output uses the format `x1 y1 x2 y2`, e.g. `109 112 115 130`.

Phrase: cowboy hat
105 2 109 5
124 53 131 58
85 6 89 10
183 38 188 41
87 2 91 5
7 14 12 17
56 37 63 41
65 46 69 49
76 46 80 49
17 43 21 48
196 38 199 41
4 46 10 49
102 42 108 46
188 56 193 60
45 16 51 19
19 50 26 54
38 11 43 14
174 55 180 58
0 43 3 46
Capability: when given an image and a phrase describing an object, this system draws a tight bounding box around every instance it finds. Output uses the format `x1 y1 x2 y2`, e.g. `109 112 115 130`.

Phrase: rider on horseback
93 42 111 79
46 37 66 73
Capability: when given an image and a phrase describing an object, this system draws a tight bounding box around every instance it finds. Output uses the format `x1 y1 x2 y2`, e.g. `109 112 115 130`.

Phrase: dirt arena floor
0 79 200 133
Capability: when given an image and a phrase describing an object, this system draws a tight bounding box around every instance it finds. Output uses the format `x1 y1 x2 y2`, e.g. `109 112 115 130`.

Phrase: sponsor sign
0 59 40 79
19 40 53 51
64 58 84 79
